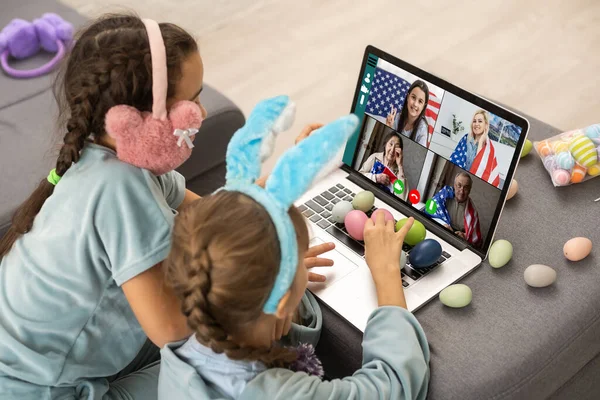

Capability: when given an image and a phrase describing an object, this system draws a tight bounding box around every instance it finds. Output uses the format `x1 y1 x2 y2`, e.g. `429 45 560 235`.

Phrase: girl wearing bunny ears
158 96 430 399
0 13 324 400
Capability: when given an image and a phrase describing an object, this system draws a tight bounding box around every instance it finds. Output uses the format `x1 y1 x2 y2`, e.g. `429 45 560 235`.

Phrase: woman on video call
450 109 500 187
359 131 408 201
385 80 430 147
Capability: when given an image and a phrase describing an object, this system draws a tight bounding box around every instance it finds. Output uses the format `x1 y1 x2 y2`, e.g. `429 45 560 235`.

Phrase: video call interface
349 55 523 249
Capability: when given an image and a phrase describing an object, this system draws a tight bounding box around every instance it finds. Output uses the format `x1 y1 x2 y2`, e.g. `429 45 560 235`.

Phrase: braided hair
0 13 197 257
164 191 310 368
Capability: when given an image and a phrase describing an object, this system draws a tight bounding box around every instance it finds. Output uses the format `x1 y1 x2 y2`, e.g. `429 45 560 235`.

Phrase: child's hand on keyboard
364 213 414 309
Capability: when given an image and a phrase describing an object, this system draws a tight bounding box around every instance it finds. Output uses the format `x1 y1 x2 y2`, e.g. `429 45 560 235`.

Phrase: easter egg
584 124 600 141
563 237 592 261
395 218 426 246
331 201 354 223
542 155 558 172
588 162 600 177
569 135 598 167
552 169 571 186
344 210 368 241
507 179 518 200
439 284 472 308
370 208 394 223
570 163 587 183
352 191 375 212
488 239 513 268
520 139 532 158
556 151 575 170
409 239 443 269
551 141 570 154
536 140 553 157
524 264 557 288
400 250 407 269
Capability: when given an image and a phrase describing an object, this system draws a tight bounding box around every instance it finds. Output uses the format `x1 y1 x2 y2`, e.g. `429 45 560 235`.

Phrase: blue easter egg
556 151 575 170
584 124 600 140
409 239 443 269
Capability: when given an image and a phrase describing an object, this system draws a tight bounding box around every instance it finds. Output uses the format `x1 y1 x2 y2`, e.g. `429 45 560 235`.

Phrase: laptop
296 45 530 332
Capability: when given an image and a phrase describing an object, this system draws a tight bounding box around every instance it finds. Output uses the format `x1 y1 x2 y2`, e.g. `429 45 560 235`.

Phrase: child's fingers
308 272 327 282
395 217 414 240
305 257 334 269
305 242 334 257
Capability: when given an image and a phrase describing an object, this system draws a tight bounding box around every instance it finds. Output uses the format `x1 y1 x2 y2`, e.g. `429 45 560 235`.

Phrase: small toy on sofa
0 13 73 79
533 123 600 187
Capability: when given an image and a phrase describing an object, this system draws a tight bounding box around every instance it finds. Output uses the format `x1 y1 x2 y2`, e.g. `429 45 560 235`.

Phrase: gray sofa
3 2 600 400
0 1 243 238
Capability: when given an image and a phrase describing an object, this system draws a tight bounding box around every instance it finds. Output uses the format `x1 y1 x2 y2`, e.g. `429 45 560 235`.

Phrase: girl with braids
0 13 320 400
158 100 430 399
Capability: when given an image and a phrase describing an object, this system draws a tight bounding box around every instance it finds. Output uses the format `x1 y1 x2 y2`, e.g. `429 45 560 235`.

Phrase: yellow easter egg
588 163 600 177
571 163 587 183
551 141 569 154
569 136 597 168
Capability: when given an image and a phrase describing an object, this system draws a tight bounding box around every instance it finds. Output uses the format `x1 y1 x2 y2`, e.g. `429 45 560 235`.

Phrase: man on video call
430 172 482 246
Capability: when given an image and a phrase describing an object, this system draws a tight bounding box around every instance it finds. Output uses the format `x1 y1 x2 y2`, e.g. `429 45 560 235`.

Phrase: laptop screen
342 48 527 253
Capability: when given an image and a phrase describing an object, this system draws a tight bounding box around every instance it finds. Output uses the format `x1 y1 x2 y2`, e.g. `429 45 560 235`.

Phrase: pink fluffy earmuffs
105 19 203 175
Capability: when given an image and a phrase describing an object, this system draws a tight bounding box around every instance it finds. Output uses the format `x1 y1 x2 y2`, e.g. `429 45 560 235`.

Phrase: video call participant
450 109 500 187
385 80 430 147
428 172 482 246
359 132 408 201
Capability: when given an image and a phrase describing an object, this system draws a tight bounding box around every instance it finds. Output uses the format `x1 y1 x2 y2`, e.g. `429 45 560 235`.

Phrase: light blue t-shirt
0 143 186 398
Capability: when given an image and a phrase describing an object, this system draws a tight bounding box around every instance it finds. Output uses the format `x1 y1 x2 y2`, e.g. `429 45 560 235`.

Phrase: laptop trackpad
307 237 360 289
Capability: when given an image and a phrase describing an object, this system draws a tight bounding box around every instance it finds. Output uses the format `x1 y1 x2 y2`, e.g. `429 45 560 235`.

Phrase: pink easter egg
344 210 369 241
370 209 395 223
552 169 571 186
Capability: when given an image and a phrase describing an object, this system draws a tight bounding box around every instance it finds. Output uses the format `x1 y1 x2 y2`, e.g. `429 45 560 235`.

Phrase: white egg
524 264 557 287
331 201 354 223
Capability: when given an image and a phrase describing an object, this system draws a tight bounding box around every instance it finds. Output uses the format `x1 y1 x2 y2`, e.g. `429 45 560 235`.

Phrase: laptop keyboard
300 183 452 288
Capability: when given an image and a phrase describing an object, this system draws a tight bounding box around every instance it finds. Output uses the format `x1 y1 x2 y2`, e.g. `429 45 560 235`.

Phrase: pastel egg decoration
409 239 443 269
524 264 557 288
569 135 597 168
551 140 569 154
331 201 354 223
563 237 592 261
588 162 600 177
344 210 369 241
352 190 375 212
555 151 575 170
542 155 558 172
584 123 600 143
400 250 407 269
395 218 426 246
439 284 472 308
536 140 553 157
488 239 513 268
507 179 518 200
570 163 587 184
370 208 394 223
520 139 532 158
552 169 571 186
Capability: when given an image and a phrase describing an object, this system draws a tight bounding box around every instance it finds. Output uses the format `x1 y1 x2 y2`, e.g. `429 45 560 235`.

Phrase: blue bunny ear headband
219 95 359 314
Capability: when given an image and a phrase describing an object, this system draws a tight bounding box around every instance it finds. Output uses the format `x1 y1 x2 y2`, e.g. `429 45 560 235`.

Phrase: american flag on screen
430 185 482 246
450 135 500 188
366 67 440 144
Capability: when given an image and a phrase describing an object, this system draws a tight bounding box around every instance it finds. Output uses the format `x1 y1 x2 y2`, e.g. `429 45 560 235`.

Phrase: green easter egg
488 239 513 268
439 284 472 308
352 191 375 212
395 218 426 246
520 139 532 158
